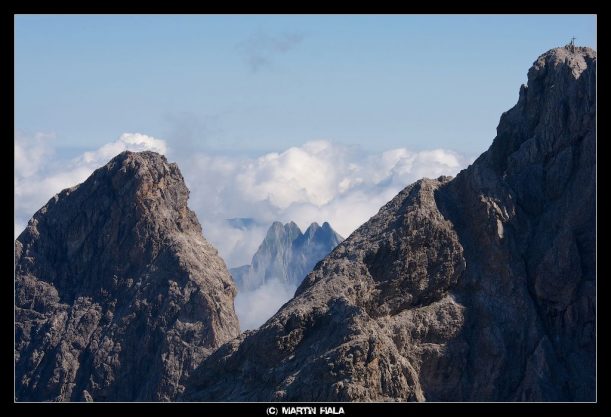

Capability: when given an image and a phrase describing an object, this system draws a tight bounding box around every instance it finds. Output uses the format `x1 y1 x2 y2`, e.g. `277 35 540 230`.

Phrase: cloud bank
14 133 470 329
180 140 470 268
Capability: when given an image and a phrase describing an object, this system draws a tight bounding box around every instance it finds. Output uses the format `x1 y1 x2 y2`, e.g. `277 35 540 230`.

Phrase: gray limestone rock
15 151 240 401
182 46 596 402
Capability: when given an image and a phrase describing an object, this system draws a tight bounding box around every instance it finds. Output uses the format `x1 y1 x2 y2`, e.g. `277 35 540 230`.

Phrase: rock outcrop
230 221 344 290
182 46 596 401
15 151 240 401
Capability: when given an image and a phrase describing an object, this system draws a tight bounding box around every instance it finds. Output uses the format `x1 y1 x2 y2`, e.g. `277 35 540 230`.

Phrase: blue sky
15 14 596 157
14 14 597 328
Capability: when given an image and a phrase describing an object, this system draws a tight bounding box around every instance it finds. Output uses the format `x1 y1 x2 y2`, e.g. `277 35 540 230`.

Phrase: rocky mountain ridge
182 45 596 401
14 45 596 402
15 151 240 401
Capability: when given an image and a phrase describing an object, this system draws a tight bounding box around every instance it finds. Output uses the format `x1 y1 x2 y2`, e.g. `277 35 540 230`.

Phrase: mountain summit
183 46 596 401
15 151 240 401
230 221 343 290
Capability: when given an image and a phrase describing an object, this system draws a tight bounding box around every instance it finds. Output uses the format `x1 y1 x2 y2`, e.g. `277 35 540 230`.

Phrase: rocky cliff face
182 46 596 401
230 221 343 290
15 151 240 401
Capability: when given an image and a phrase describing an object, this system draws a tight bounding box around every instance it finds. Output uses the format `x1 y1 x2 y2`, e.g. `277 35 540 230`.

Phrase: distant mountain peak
303 222 321 238
285 221 301 234
307 221 320 230
230 221 344 291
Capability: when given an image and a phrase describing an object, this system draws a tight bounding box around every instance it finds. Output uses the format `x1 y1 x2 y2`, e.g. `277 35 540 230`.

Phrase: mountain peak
15 152 239 401
304 222 321 236
270 221 284 230
484 44 595 177
264 221 302 243
529 45 596 81
545 44 596 60
285 221 302 234
231 220 344 292
114 149 166 162
185 46 595 402
105 150 175 185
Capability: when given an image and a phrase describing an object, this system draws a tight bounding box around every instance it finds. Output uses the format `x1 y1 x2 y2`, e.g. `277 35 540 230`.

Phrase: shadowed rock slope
183 46 596 401
15 151 240 401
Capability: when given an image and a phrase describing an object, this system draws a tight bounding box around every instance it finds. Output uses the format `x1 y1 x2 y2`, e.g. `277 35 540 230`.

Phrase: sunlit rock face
15 151 240 401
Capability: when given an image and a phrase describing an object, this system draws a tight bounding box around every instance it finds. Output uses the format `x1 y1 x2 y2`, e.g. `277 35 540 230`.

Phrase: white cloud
235 279 297 330
14 134 470 329
14 131 56 179
180 140 470 268
235 141 342 208
81 133 167 165
190 142 469 329
14 132 167 238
